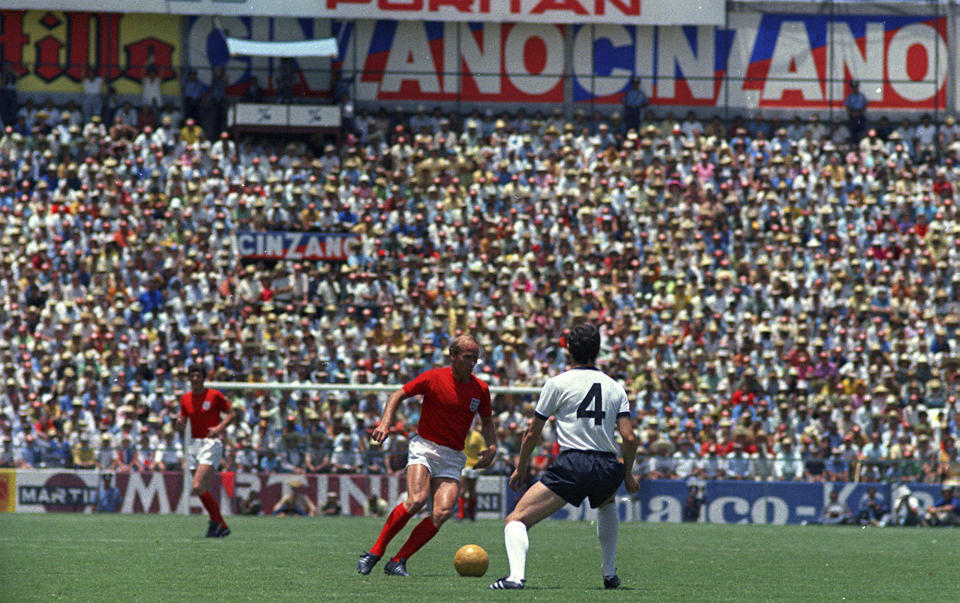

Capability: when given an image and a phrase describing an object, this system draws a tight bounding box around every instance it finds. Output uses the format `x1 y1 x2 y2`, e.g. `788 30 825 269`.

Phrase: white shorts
187 438 223 471
407 435 466 480
461 466 480 479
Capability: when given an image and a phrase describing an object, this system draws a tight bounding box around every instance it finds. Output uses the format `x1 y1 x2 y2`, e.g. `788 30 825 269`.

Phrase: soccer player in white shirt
490 323 639 590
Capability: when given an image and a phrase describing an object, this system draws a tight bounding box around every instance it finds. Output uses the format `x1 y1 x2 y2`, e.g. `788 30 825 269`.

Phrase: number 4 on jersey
576 383 605 425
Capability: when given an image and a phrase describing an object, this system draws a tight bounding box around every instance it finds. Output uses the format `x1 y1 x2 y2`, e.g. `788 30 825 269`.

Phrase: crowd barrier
0 469 948 524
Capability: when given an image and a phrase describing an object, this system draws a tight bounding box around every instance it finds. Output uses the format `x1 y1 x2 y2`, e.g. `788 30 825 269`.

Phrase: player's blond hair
449 334 480 358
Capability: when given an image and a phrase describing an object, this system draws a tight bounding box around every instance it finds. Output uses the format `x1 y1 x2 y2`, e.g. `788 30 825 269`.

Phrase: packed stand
2 89 960 487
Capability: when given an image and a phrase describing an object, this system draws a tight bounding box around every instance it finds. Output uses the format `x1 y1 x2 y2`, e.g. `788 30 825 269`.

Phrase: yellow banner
0 469 15 512
1 10 180 95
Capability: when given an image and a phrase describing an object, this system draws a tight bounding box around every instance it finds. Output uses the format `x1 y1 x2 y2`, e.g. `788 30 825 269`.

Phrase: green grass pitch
0 514 957 601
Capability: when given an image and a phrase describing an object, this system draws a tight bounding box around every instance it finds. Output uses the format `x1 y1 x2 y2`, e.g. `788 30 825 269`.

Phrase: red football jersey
404 367 491 451
179 388 230 439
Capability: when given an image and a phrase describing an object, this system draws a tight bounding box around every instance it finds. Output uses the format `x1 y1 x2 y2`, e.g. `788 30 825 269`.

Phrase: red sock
370 504 412 557
467 497 476 520
200 491 225 527
457 497 464 519
393 517 438 561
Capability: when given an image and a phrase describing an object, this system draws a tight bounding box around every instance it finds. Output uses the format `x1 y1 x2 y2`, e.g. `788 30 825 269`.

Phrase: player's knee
405 496 427 513
191 486 203 496
433 507 453 525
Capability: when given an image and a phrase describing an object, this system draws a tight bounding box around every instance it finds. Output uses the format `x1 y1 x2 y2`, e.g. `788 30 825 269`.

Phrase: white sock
597 502 619 577
504 520 529 583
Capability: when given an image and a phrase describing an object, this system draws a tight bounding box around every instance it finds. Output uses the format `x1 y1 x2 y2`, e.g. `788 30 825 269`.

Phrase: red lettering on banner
8 471 408 515
325 0 370 8
65 13 92 82
379 0 424 10
430 0 474 12
94 13 122 81
220 471 236 499
0 11 29 77
124 38 176 80
28 13 127 84
531 0 588 15
594 0 639 16
34 35 63 82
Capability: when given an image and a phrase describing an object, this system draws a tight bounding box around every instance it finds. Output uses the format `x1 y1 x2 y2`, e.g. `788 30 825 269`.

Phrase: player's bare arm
510 416 546 491
618 415 640 493
372 388 410 444
474 415 498 469
208 406 237 437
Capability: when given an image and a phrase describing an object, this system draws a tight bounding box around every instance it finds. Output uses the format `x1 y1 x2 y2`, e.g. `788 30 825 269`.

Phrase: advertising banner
8 470 949 523
333 13 947 107
288 105 342 128
505 478 947 524
229 103 288 128
631 480 946 524
7 9 942 109
573 13 947 110
11 470 405 516
0 10 180 95
3 0 726 26
225 37 338 58
184 16 335 98
475 473 507 519
14 469 101 513
733 13 947 111
337 20 565 103
235 231 362 261
0 469 15 512
9 470 512 518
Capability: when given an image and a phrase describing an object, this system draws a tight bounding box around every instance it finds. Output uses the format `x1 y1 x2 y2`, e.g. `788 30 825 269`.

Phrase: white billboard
0 0 726 25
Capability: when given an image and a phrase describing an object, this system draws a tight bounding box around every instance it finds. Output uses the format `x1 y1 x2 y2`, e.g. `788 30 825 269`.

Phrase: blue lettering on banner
507 479 947 524
186 16 335 99
19 485 97 506
569 14 945 109
633 479 688 523
235 231 361 261
184 12 944 109
477 493 501 512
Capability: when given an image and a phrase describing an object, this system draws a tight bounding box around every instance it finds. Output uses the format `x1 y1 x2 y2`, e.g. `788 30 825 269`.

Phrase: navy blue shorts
540 449 624 509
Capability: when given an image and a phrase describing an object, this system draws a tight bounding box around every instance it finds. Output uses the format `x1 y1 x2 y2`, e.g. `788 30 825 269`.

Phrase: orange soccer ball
454 544 489 577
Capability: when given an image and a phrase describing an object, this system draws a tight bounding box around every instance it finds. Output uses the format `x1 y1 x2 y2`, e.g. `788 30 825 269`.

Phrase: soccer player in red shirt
358 334 497 577
175 363 236 538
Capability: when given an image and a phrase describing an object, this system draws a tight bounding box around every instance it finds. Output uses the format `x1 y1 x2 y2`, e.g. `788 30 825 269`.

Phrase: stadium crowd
2 83 960 487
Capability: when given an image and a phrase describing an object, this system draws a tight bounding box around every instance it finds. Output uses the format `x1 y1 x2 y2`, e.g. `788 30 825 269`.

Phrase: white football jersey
534 367 630 454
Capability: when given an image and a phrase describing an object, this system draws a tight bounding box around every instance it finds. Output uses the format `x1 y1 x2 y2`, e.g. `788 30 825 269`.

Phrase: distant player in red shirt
175 363 236 538
358 334 497 577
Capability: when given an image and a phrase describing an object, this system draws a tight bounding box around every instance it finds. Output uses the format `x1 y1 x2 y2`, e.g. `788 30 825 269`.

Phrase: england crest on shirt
202 400 211 411
469 398 479 412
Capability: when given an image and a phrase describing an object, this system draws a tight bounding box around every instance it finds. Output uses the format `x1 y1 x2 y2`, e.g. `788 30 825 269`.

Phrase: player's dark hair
449 334 479 357
188 363 206 375
567 323 600 365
